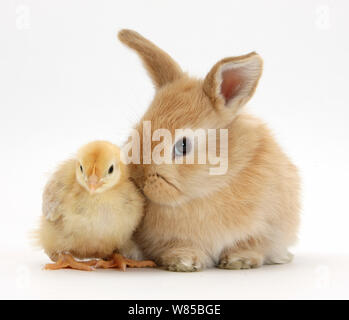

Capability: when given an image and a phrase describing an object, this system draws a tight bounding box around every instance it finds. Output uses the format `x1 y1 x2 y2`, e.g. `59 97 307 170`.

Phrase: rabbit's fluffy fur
119 30 300 271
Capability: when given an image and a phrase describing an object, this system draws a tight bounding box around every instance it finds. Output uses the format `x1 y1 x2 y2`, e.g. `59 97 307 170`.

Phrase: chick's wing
42 159 76 222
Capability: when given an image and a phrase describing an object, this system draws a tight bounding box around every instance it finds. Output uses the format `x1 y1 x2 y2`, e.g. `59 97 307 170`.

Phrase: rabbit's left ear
203 52 263 114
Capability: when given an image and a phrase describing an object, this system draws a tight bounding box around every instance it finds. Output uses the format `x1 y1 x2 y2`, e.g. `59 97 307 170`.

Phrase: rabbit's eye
174 137 191 157
108 165 114 174
80 165 83 173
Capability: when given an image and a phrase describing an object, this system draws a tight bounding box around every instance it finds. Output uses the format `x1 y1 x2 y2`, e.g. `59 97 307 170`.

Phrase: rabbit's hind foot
217 250 263 270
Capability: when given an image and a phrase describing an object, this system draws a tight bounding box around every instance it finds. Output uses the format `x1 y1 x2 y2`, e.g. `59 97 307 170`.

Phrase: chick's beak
87 174 101 193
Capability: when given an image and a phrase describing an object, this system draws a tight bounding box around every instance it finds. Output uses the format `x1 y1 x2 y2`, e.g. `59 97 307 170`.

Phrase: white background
1 0 348 299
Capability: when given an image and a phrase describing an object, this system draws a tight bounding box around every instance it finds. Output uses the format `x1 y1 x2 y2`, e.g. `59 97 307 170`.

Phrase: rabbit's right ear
118 29 183 88
203 52 263 116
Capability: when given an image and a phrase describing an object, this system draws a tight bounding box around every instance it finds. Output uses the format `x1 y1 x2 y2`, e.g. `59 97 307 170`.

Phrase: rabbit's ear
203 52 263 113
118 29 183 88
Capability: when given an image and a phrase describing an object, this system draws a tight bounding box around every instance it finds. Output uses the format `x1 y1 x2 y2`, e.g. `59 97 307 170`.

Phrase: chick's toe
95 253 156 271
44 253 98 271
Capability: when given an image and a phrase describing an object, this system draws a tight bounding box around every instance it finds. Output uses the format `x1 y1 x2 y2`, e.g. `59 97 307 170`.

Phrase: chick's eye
108 165 114 174
80 165 83 173
174 137 191 157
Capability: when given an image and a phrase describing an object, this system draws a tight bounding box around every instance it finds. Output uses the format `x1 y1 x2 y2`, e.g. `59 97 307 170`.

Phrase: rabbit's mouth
143 173 182 205
156 173 180 192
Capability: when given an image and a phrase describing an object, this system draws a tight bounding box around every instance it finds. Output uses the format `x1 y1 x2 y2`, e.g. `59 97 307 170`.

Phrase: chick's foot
95 253 156 271
44 253 98 271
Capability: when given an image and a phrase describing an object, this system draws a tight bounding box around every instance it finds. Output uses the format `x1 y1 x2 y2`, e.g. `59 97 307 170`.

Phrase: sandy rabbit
119 29 300 271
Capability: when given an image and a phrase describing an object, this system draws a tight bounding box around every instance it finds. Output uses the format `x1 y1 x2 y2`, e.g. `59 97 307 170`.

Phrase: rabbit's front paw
218 250 263 270
167 257 202 272
161 251 204 272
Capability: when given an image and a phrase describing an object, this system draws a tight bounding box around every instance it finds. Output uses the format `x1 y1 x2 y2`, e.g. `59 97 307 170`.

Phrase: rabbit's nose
143 165 157 177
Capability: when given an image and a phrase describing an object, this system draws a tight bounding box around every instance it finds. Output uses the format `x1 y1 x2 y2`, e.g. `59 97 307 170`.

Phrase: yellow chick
38 141 155 271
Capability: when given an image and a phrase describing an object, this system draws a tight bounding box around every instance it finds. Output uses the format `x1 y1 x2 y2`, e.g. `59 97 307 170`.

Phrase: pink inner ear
220 68 243 104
